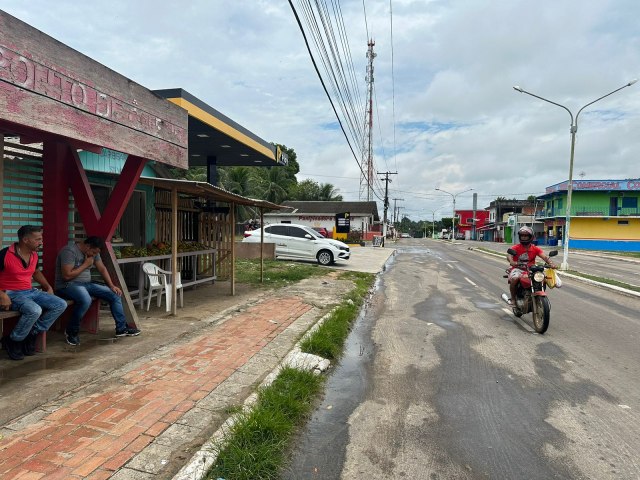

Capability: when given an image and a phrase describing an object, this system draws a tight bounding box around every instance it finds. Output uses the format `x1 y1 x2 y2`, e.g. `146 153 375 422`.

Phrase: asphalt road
283 239 640 479
466 240 640 288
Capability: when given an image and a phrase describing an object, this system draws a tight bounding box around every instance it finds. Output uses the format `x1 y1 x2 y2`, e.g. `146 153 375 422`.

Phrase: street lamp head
628 79 638 86
513 86 524 92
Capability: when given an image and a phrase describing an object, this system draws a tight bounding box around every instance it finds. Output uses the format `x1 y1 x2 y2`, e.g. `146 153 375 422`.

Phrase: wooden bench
0 299 100 353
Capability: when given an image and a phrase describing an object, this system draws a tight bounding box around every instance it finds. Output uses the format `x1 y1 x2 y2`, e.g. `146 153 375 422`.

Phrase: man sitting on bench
55 236 141 346
0 225 68 361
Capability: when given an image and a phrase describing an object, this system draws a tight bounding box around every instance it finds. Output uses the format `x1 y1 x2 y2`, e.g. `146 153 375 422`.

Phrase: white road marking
465 277 477 286
619 404 631 409
447 264 453 269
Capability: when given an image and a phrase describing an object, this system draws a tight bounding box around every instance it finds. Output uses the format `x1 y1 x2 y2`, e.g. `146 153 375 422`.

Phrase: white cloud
2 0 639 219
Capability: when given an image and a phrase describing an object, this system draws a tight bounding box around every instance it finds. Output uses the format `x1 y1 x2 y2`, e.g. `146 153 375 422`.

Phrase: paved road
284 239 640 479
464 239 640 287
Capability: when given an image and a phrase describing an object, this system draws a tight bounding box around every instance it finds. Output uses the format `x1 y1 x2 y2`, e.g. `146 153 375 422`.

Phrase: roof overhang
153 89 287 168
136 176 282 209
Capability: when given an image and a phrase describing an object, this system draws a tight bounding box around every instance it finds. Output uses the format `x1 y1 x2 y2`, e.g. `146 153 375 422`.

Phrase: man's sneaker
65 331 80 346
115 327 141 337
22 331 38 356
2 336 24 361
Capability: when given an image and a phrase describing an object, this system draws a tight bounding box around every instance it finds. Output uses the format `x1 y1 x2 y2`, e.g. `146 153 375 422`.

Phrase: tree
256 167 291 204
318 183 343 201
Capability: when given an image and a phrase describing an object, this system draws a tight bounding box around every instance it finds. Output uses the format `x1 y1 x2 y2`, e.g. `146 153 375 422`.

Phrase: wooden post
0 134 4 245
171 187 178 315
260 207 264 283
42 142 72 285
231 202 235 296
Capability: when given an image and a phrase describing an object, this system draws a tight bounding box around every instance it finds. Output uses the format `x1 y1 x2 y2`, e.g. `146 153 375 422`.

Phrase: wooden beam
260 207 264 283
0 134 4 245
171 187 178 316
42 142 72 285
231 202 235 296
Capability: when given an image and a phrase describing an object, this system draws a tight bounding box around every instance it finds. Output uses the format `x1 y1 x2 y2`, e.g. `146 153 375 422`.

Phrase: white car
242 223 350 265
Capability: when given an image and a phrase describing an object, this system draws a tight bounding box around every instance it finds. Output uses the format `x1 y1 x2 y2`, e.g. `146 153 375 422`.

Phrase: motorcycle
501 249 559 334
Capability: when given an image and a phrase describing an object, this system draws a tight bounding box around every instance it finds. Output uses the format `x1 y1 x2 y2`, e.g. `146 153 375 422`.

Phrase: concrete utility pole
392 198 404 224
378 172 397 242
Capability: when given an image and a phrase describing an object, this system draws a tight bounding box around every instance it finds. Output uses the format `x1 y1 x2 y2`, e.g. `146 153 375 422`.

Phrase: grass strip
207 271 375 479
300 271 374 360
235 259 332 287
564 270 640 293
207 367 324 480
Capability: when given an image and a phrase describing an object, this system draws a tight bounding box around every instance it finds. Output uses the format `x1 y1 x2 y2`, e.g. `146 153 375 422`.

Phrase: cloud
2 0 639 219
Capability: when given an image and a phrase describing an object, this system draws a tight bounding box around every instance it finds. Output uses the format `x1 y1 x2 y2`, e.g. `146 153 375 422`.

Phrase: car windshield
303 227 323 239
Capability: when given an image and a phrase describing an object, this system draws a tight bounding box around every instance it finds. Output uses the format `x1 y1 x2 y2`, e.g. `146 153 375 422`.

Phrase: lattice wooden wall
154 190 232 280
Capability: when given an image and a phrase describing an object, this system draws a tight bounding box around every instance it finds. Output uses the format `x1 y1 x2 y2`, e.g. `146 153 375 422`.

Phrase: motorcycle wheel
532 296 551 334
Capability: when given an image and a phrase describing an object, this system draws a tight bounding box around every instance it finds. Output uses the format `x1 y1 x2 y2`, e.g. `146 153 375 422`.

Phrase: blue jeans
7 289 68 341
56 282 127 334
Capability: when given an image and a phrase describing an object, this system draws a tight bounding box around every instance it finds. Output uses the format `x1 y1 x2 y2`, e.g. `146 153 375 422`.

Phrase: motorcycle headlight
533 271 545 283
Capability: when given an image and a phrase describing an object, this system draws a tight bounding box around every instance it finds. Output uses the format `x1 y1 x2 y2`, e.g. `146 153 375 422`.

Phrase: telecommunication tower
359 40 376 201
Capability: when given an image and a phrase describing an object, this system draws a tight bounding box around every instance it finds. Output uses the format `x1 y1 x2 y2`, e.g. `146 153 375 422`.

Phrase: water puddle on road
282 276 385 479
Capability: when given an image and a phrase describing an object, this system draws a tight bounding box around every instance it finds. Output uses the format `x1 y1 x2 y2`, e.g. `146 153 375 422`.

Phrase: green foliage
291 179 343 201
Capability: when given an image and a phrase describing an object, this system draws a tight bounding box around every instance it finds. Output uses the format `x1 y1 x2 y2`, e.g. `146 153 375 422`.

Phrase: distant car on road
312 227 331 238
400 233 411 238
455 232 465 240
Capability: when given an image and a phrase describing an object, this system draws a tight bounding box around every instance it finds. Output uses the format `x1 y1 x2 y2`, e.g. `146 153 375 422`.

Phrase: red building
454 209 489 240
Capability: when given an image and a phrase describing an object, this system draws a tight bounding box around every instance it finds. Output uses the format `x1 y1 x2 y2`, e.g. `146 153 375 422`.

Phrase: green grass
300 271 374 360
564 270 640 292
206 270 375 479
207 367 324 480
235 258 332 287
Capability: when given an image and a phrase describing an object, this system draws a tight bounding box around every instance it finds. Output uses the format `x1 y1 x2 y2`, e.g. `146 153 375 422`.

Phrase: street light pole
513 80 637 270
428 208 441 239
435 188 473 241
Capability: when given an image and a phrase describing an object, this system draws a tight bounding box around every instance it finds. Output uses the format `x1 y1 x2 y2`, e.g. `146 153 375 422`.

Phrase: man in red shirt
0 225 67 360
506 226 557 308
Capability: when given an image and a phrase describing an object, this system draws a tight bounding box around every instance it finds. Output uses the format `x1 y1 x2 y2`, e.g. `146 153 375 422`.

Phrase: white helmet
518 226 534 245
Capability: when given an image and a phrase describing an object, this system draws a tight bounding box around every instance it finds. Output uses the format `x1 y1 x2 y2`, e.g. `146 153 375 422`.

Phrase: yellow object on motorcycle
544 268 554 288
544 268 561 288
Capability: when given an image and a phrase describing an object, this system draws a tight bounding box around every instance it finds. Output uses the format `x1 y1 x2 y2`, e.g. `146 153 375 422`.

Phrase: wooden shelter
0 11 281 325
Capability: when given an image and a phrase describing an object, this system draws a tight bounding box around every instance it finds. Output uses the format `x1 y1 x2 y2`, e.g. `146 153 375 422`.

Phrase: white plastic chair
141 262 184 312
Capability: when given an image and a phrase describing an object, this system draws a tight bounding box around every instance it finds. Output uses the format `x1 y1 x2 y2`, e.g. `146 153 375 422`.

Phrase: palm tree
218 167 257 221
318 183 343 201
257 167 290 204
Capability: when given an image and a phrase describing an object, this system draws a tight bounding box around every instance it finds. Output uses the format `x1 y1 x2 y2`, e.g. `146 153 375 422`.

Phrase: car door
286 226 315 259
264 225 290 256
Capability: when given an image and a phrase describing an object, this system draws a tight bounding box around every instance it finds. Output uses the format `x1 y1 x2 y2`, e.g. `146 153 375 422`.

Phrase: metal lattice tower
359 40 376 201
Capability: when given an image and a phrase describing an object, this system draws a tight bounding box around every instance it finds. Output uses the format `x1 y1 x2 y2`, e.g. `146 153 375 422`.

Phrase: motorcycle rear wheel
533 296 551 334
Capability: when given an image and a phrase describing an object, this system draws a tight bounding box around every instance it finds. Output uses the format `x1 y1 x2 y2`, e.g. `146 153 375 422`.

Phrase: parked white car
243 223 350 265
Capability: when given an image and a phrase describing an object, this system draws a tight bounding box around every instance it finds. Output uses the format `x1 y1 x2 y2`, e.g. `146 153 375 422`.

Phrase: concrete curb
171 306 338 480
471 247 640 299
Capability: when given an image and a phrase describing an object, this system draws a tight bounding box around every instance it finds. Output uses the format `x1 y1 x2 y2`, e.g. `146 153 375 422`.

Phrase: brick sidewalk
0 296 312 479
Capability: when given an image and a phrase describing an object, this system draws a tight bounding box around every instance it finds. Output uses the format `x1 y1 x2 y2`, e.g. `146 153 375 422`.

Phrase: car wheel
317 250 333 266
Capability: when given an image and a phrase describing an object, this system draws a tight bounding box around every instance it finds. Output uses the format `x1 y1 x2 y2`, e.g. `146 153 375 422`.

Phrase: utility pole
359 40 376 201
378 172 397 242
392 198 404 224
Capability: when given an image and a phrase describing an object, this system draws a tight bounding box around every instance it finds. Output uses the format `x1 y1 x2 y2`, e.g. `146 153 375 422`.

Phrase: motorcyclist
507 226 556 308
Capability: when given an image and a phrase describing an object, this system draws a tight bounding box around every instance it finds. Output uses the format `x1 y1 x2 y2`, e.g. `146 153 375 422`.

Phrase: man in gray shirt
55 236 140 345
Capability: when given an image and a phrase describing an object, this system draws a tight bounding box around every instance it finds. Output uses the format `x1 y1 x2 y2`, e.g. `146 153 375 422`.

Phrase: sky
2 1 639 221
